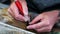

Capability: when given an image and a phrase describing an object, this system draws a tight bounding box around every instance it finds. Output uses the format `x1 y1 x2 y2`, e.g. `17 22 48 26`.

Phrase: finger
36 27 49 32
27 21 48 29
29 14 43 24
35 26 52 32
16 14 25 21
8 8 15 17
9 2 25 21
8 2 19 17
27 16 52 29
10 8 25 21
8 8 25 21
10 2 19 16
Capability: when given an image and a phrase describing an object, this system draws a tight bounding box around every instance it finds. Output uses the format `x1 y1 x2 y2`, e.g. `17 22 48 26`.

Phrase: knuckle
15 14 19 18
47 22 50 25
46 22 50 26
36 25 40 29
14 16 24 21
15 16 18 19
15 16 18 18
15 17 19 20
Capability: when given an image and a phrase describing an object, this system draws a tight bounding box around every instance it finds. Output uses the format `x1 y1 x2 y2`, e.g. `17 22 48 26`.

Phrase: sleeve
32 0 60 11
2 0 11 5
0 0 7 2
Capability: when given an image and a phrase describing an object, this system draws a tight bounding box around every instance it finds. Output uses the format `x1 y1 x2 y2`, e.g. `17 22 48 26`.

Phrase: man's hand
27 10 59 32
8 1 28 21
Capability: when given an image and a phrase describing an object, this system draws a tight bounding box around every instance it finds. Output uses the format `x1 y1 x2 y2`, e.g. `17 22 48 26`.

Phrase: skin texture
27 10 59 32
8 1 59 32
8 0 28 21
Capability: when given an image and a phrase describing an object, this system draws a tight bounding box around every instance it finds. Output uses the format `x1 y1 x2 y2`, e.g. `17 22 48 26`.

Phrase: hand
8 1 28 21
27 10 59 32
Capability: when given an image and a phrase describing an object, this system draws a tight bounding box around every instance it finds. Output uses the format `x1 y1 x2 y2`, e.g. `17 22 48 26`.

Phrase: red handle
15 0 24 16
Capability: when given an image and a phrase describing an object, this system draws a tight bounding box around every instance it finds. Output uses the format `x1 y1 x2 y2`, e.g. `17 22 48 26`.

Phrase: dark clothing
3 0 11 5
26 0 60 13
0 0 11 5
0 0 7 2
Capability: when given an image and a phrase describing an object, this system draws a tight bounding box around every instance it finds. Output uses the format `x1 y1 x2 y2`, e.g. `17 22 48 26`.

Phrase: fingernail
29 22 32 24
27 26 30 29
29 23 31 24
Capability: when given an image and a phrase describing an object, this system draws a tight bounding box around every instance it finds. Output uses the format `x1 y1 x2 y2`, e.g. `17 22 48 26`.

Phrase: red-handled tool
15 0 24 16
